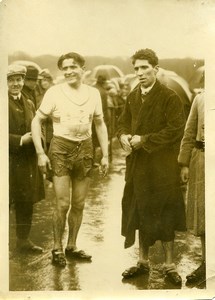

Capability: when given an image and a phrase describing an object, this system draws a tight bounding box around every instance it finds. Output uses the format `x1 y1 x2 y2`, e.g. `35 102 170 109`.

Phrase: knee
71 198 85 212
55 196 70 213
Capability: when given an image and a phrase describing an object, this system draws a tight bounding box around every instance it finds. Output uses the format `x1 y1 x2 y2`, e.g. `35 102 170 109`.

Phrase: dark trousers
15 202 33 239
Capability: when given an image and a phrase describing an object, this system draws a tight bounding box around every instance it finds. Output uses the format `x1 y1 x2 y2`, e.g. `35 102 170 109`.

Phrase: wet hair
57 52 85 70
131 48 159 67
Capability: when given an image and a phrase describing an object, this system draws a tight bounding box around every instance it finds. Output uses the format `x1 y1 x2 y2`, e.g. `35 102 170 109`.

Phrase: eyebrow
134 65 148 70
62 65 77 69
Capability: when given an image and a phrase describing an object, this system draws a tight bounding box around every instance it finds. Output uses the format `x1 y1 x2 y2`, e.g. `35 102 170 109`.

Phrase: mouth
65 75 76 80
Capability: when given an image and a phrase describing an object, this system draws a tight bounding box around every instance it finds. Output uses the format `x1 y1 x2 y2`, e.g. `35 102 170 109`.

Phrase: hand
99 156 109 177
120 134 132 152
21 132 32 145
37 153 52 176
130 135 142 150
180 166 189 183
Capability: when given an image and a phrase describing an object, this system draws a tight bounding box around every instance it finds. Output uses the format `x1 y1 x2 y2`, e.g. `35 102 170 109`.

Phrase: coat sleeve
142 94 186 153
178 95 199 166
9 134 22 153
117 97 132 138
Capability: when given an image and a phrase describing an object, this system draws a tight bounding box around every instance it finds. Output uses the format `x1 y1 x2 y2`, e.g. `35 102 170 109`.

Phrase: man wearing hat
22 65 39 108
35 68 53 109
8 64 44 253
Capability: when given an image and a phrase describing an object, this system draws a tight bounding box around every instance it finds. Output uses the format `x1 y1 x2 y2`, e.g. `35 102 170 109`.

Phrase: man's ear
154 65 159 75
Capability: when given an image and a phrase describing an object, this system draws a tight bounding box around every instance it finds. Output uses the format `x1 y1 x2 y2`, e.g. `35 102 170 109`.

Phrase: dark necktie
13 96 24 110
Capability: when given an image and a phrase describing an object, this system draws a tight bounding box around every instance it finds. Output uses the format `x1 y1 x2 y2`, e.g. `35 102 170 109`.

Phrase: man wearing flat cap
8 64 44 253
22 65 39 108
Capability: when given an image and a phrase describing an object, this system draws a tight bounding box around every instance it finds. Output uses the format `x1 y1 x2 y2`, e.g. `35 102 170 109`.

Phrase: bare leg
121 231 150 278
162 240 174 265
162 240 182 285
139 231 149 263
66 177 91 250
52 175 71 251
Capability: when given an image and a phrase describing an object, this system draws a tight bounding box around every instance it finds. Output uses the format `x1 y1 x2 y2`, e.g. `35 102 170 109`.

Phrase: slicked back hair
131 48 159 67
57 52 85 70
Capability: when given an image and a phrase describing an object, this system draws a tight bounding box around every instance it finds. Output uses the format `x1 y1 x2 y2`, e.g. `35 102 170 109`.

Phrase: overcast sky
1 0 215 59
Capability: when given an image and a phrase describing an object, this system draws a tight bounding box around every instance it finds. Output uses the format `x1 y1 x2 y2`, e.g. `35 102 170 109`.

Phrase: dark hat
25 66 39 80
7 64 26 78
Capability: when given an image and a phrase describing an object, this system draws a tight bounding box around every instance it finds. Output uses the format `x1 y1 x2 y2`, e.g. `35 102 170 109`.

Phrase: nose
65 67 73 75
136 68 143 77
13 79 20 85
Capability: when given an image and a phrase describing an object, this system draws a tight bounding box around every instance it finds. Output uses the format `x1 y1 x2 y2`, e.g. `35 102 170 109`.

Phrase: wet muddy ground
9 140 206 291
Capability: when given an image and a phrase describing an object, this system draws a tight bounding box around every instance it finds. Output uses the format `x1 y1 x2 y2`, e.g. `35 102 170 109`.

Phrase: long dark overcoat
118 80 186 248
9 93 44 205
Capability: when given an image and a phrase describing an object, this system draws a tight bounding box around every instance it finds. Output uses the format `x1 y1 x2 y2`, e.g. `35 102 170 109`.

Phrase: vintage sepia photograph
0 0 215 299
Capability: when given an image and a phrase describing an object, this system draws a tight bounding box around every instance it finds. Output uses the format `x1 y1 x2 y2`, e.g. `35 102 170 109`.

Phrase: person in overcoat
22 65 39 108
8 64 44 253
178 91 205 284
117 48 186 285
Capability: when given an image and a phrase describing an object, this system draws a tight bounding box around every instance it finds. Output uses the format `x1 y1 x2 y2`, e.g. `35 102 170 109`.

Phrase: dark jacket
118 80 186 248
22 85 37 108
9 93 44 205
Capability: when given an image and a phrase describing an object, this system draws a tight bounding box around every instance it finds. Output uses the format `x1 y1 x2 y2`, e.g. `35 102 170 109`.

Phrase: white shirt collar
141 81 156 95
12 93 21 100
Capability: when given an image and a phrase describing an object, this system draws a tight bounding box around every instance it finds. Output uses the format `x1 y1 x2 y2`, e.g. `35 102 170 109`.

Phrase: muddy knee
55 196 70 213
71 198 85 213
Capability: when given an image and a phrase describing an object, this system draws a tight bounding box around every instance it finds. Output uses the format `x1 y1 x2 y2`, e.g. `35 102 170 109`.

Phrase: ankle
66 245 77 251
138 259 150 267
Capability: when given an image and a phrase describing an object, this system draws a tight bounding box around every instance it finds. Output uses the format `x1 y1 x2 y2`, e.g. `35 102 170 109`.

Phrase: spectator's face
133 59 158 88
107 84 118 97
120 84 130 98
24 78 38 90
62 58 84 87
41 78 52 90
7 75 24 96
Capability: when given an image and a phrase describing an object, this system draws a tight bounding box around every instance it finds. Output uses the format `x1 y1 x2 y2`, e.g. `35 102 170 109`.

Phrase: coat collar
131 80 162 107
132 80 163 133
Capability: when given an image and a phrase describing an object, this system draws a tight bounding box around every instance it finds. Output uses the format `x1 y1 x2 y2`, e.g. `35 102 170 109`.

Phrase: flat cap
7 64 27 78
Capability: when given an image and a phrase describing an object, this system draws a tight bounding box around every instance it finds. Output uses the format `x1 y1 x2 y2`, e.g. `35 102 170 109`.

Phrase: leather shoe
165 270 182 286
186 262 206 283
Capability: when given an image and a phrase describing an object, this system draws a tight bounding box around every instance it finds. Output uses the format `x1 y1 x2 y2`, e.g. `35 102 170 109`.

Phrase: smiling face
7 75 24 96
62 58 84 88
133 59 158 88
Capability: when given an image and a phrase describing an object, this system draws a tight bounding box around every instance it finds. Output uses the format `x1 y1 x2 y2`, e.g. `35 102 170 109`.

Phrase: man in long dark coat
117 49 186 285
8 64 44 253
22 66 39 108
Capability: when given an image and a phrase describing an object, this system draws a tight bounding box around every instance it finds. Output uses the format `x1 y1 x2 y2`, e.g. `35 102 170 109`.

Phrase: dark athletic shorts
48 136 94 180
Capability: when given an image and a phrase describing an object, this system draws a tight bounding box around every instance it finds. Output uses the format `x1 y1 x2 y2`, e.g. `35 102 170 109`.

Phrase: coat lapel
134 81 162 134
21 94 35 132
